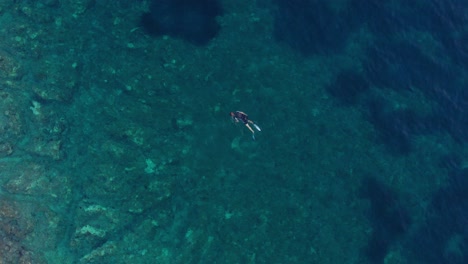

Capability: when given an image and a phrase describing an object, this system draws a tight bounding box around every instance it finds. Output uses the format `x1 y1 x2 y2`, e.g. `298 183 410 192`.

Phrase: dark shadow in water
141 0 223 45
327 70 370 106
360 176 411 263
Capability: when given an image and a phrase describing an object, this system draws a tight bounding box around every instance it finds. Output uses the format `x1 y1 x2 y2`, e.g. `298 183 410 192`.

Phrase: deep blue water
272 0 467 263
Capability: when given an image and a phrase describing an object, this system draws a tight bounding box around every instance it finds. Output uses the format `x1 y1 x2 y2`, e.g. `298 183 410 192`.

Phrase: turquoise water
0 0 466 263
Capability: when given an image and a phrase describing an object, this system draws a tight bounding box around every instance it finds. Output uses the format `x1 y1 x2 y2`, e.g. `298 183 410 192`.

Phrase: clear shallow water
0 0 466 263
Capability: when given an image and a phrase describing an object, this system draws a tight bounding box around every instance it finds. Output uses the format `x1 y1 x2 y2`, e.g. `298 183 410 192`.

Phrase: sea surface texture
0 0 466 263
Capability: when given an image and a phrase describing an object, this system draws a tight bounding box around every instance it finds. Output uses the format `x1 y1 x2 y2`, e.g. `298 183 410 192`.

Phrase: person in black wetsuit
230 111 261 140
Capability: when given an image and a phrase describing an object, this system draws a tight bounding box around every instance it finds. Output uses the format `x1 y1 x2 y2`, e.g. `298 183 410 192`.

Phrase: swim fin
253 123 261 131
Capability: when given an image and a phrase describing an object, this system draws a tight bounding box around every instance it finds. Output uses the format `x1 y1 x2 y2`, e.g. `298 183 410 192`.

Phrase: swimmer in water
230 111 261 140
